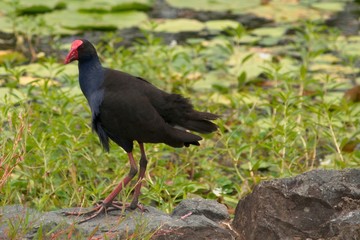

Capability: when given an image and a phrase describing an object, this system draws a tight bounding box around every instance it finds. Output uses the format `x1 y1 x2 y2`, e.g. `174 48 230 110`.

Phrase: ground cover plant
1 0 360 238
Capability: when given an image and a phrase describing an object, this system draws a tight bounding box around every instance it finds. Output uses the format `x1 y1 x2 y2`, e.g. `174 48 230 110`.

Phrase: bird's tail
182 111 219 134
165 127 202 148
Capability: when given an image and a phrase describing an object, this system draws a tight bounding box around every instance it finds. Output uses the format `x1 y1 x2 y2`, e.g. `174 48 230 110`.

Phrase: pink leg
130 142 148 209
102 152 138 205
63 152 138 223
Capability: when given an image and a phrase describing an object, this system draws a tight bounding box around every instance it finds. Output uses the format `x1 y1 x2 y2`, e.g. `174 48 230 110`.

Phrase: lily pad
67 0 152 12
246 2 326 23
42 10 148 34
19 5 65 15
239 35 261 44
111 2 152 12
0 0 62 15
252 27 287 38
166 0 261 12
205 20 240 32
251 27 288 46
17 0 63 8
145 19 205 33
311 2 345 12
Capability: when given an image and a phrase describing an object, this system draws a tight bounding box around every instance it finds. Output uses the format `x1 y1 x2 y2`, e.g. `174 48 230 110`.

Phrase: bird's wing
100 85 164 136
100 87 201 148
138 83 219 133
99 69 207 149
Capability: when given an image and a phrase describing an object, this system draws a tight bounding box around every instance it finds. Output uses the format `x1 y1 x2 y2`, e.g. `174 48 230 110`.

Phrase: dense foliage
1 0 360 238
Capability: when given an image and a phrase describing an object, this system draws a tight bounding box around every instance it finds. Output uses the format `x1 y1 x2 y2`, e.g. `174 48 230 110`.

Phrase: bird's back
98 68 217 150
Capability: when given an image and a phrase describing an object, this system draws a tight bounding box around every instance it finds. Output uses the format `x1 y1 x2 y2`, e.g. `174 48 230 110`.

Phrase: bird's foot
97 200 147 212
63 203 108 224
62 201 147 224
130 202 148 212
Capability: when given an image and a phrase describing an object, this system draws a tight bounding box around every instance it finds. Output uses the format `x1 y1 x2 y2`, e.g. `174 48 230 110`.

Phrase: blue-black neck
78 56 104 99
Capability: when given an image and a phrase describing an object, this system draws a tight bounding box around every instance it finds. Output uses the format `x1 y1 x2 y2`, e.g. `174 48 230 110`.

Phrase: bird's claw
62 204 106 224
134 203 148 212
62 201 147 224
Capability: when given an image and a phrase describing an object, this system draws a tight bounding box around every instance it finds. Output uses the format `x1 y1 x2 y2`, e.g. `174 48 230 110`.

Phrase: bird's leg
102 152 138 205
130 142 148 210
63 152 138 223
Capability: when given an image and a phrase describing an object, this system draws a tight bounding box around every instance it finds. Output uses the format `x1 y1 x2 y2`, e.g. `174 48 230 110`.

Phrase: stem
327 116 344 163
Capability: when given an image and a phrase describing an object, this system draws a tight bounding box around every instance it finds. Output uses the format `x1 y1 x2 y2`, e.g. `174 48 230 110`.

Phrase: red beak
64 40 83 64
64 49 78 64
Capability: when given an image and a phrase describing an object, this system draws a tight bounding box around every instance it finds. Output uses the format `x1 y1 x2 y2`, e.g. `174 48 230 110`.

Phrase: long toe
62 205 103 217
63 201 147 224
77 205 106 224
63 204 106 224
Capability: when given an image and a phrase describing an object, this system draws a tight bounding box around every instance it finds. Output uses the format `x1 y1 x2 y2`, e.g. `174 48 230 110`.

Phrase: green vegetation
1 0 360 238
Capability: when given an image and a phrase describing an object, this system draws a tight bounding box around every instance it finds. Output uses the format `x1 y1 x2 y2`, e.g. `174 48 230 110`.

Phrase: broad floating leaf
252 27 287 38
67 0 152 12
14 0 66 15
145 19 205 33
166 0 261 12
246 2 327 23
42 10 148 33
205 20 240 32
311 2 345 12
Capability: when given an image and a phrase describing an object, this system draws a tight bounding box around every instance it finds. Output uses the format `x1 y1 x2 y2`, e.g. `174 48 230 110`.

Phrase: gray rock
232 169 360 240
0 198 233 239
154 226 234 240
171 198 230 222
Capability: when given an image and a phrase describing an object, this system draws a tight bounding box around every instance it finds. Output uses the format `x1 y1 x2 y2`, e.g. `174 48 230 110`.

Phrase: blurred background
1 0 360 228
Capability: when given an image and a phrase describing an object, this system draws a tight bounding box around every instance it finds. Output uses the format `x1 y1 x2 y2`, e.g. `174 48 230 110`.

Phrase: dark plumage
63 39 218 223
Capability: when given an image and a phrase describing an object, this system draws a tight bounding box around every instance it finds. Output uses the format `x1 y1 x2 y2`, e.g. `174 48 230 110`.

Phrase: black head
64 39 98 64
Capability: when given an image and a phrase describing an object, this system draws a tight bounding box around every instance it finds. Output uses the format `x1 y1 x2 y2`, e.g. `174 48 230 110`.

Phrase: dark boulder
232 169 360 240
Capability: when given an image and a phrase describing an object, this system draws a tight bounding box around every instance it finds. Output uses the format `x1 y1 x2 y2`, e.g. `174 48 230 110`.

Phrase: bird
63 39 219 223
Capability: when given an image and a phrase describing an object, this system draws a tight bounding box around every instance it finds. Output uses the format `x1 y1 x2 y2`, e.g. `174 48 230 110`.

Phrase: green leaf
0 50 27 65
142 19 205 33
241 53 254 65
111 2 152 12
0 87 26 103
166 0 261 12
42 10 148 33
237 71 247 88
311 2 345 12
67 0 152 12
205 20 240 32
252 27 287 38
16 0 66 14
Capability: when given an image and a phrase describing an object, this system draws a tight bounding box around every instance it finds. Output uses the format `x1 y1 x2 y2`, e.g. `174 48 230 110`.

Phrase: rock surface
3 169 359 239
0 198 234 239
232 169 360 240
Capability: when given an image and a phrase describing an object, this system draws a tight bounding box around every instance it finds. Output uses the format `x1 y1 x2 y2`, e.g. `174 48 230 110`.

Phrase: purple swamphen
64 39 219 223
